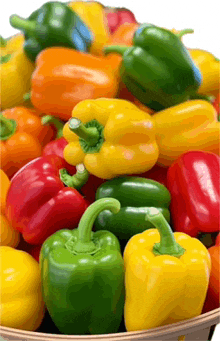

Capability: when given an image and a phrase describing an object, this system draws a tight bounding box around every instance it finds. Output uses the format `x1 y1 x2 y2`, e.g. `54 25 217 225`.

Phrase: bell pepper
104 24 202 111
0 107 56 178
10 1 93 62
153 100 220 166
0 34 35 110
189 48 220 97
40 198 125 335
105 6 137 34
95 177 171 241
68 1 109 55
167 151 220 237
31 47 119 121
0 170 20 247
0 246 45 330
109 22 139 45
63 98 159 179
203 234 220 313
5 155 89 245
213 94 220 120
124 208 211 332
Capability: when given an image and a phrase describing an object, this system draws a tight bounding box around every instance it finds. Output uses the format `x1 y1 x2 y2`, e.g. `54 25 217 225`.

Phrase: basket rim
0 308 219 340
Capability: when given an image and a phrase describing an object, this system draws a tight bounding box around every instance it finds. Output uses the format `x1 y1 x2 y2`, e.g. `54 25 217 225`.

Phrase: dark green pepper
40 198 124 335
95 177 171 241
104 24 202 111
10 1 93 62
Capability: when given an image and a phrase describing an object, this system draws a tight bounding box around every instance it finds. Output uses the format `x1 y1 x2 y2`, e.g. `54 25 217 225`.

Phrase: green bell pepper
40 198 125 335
95 177 171 241
10 1 93 62
104 24 202 111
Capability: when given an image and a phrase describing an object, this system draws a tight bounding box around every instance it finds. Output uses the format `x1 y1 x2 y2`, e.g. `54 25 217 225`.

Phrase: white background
1 0 219 340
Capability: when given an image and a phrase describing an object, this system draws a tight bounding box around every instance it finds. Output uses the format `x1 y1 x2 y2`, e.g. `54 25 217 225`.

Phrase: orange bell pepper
0 170 20 247
31 48 119 121
0 107 55 178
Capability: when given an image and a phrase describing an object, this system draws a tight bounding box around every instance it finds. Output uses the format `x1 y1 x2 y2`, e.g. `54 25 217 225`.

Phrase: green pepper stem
104 45 129 56
176 29 194 39
59 164 89 190
0 36 7 47
146 208 185 257
41 115 64 139
10 15 36 35
68 118 100 146
0 116 17 141
74 198 121 253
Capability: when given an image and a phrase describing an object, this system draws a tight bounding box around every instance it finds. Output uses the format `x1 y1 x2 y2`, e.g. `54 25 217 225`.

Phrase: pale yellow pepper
0 170 20 247
0 34 35 110
68 1 110 55
153 100 220 167
63 98 159 179
124 208 211 332
189 49 220 97
0 246 45 330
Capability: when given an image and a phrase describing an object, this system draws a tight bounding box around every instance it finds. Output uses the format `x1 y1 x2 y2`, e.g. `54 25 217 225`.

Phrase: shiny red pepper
167 151 220 237
5 155 89 245
202 234 220 313
105 7 137 34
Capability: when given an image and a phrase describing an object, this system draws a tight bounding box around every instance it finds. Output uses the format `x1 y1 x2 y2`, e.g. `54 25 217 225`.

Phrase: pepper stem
42 115 64 139
59 164 89 190
10 15 36 35
68 118 100 146
0 115 17 141
146 208 185 257
104 45 129 56
176 28 194 39
74 198 121 253
0 36 7 47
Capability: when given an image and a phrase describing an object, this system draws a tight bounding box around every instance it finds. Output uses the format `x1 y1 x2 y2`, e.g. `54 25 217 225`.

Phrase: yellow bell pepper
189 48 220 97
0 170 20 247
0 34 35 110
68 1 110 55
63 98 159 179
0 246 45 330
153 100 220 167
124 208 211 332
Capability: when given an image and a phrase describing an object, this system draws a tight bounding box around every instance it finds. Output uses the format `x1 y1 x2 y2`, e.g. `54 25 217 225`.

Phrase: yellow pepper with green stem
153 100 220 167
124 208 211 332
63 98 159 179
0 34 35 110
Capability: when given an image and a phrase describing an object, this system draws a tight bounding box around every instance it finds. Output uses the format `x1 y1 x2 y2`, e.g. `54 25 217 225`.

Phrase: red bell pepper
105 7 137 34
5 155 89 245
202 233 220 313
167 151 220 237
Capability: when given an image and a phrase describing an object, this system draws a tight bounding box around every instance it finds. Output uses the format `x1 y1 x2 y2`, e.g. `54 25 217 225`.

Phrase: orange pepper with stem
0 170 20 247
0 107 56 178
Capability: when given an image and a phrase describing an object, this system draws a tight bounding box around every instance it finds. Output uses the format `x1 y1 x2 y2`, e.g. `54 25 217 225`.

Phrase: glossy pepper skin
40 198 125 335
63 98 159 179
95 177 171 241
0 34 35 110
10 1 93 62
5 155 89 245
124 208 211 332
153 100 220 166
167 151 220 237
105 24 202 111
189 49 220 97
105 6 137 34
68 1 109 55
31 48 119 121
0 107 56 178
203 234 220 313
0 246 45 330
0 170 20 247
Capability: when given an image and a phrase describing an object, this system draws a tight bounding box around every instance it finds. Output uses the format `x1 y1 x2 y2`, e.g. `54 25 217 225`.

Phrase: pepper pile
0 0 219 337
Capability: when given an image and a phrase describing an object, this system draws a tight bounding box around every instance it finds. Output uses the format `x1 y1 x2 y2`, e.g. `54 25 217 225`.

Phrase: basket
0 308 219 341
